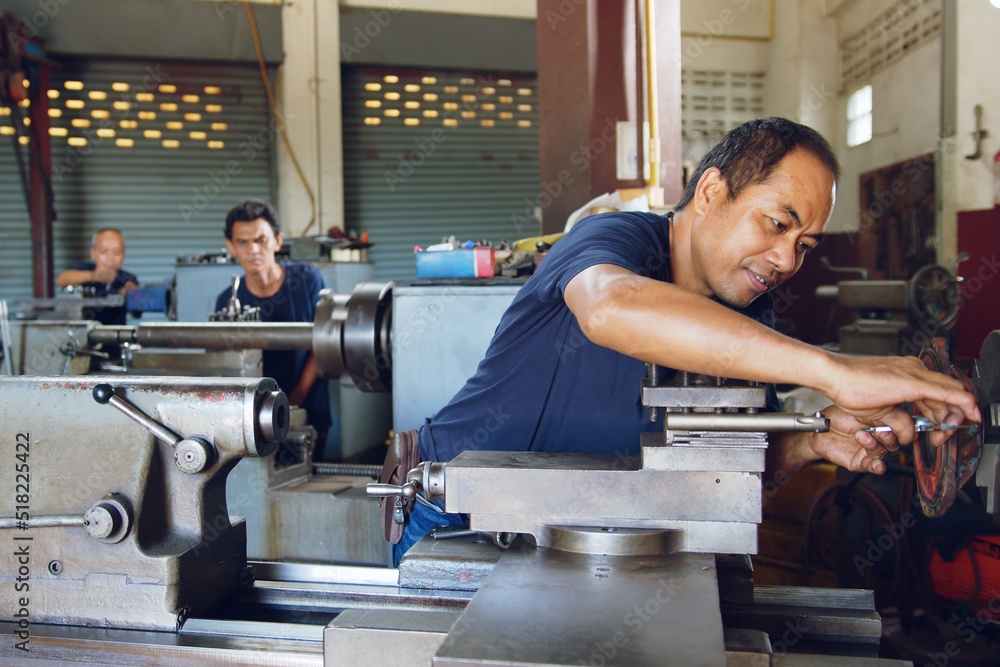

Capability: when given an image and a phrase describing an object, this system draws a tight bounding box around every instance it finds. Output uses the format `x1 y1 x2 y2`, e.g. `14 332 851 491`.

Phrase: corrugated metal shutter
342 67 540 281
0 127 32 301
0 58 274 312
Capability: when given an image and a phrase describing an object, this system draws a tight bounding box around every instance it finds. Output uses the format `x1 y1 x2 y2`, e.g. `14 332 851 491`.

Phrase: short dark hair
675 117 840 212
224 198 280 240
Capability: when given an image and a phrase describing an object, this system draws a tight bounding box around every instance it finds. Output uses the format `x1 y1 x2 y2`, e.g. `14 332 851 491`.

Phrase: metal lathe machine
0 281 997 666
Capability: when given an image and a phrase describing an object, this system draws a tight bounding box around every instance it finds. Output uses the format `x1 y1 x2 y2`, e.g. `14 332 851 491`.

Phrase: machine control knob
83 503 119 540
174 437 216 474
83 496 131 543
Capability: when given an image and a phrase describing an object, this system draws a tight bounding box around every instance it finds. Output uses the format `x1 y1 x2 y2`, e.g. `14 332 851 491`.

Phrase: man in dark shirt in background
215 198 332 443
56 228 139 326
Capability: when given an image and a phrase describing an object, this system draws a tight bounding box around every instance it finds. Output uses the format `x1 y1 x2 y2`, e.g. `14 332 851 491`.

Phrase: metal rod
0 515 84 529
313 463 382 478
664 412 830 433
0 300 12 375
89 322 315 350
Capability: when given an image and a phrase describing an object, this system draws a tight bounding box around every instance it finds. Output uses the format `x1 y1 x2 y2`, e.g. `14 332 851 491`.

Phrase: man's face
90 231 125 272
688 149 835 308
226 218 283 274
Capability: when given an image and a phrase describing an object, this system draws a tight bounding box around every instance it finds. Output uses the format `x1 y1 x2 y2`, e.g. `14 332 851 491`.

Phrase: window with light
846 85 872 147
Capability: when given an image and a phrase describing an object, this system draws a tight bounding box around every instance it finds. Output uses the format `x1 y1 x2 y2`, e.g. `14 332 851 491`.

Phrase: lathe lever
93 383 216 474
93 383 181 446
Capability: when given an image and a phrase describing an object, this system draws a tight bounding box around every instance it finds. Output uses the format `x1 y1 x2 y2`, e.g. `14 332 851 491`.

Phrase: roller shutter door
342 66 540 281
0 58 274 312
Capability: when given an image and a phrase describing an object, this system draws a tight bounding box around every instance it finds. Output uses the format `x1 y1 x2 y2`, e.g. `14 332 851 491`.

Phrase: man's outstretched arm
565 264 980 432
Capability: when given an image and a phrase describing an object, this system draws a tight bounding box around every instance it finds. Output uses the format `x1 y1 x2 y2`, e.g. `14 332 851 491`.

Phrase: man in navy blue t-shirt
56 228 139 326
215 199 332 441
393 117 981 562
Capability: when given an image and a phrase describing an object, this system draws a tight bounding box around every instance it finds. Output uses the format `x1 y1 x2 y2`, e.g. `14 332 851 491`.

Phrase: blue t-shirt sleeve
533 213 671 303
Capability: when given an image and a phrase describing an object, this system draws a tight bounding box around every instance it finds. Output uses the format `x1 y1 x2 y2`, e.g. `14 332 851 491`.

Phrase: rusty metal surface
641 382 766 408
398 532 504 591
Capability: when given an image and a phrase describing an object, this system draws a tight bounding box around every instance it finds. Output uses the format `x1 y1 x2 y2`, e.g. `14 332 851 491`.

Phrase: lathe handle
366 482 418 499
93 383 181 446
93 383 217 474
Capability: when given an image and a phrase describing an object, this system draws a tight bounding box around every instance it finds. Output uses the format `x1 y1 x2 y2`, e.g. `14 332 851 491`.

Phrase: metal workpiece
663 411 831 433
641 381 767 408
0 375 288 631
976 442 1000 515
641 443 765 471
434 547 727 667
398 532 507 592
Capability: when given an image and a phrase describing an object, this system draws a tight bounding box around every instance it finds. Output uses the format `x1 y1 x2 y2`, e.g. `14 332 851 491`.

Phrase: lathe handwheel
908 264 960 331
913 338 982 517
